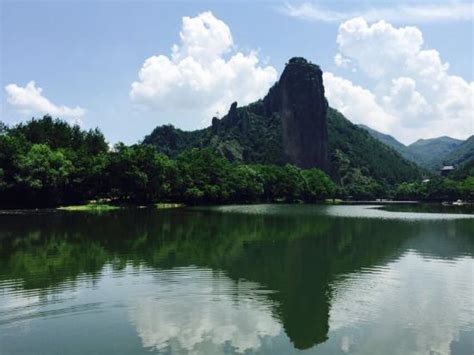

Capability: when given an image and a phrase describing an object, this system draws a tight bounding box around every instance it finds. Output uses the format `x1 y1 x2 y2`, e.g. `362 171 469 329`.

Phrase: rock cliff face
263 57 328 170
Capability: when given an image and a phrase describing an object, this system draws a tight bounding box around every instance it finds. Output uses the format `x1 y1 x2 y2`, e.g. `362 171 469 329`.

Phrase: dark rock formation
263 57 329 170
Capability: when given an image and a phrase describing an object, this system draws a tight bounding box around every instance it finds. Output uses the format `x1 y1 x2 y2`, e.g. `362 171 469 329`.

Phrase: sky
1 0 473 145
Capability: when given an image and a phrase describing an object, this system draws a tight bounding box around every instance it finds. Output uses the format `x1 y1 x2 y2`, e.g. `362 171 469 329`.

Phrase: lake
1 205 473 354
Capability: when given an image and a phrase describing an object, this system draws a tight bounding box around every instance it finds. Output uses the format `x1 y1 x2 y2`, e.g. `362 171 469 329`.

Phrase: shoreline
1 200 473 213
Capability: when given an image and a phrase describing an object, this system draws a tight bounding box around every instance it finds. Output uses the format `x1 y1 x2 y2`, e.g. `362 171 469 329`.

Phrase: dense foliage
0 117 337 208
444 136 474 167
327 109 421 186
144 101 286 164
394 177 474 202
392 155 474 202
1 117 472 208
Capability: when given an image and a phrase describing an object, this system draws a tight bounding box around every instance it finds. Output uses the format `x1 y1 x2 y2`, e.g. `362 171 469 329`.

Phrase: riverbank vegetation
0 116 472 208
0 117 337 208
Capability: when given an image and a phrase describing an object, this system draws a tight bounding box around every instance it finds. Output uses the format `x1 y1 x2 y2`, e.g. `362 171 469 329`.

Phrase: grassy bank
57 203 120 212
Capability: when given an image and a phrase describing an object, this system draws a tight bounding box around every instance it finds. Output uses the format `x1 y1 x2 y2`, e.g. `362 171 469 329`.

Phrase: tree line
0 116 472 208
394 178 474 202
0 116 337 208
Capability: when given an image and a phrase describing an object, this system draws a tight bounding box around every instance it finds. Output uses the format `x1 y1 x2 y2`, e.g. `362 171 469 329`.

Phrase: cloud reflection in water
129 267 282 353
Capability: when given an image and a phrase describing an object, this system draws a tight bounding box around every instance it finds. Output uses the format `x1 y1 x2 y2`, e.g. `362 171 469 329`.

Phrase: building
440 166 455 176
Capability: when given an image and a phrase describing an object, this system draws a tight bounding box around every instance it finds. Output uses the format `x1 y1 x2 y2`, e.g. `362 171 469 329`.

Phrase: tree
231 165 264 202
302 168 336 201
0 121 7 135
14 144 73 205
460 177 474 201
424 178 460 202
105 144 173 203
176 148 233 204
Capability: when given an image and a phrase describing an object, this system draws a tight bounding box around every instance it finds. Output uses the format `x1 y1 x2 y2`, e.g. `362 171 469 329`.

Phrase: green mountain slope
144 107 421 185
360 125 470 171
444 136 474 166
408 136 463 170
358 124 416 162
451 157 474 179
328 110 420 184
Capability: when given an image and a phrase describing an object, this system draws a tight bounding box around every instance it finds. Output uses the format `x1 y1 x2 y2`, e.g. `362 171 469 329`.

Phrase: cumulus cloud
130 11 277 126
5 81 86 122
334 53 352 69
325 18 474 143
323 72 396 133
283 2 473 24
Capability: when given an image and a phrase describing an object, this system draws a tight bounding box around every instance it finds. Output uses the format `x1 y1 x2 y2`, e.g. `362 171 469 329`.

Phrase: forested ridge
1 116 473 209
361 124 474 171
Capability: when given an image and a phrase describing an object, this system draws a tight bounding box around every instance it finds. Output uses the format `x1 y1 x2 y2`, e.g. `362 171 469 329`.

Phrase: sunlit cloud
324 17 474 143
5 81 86 123
130 11 277 126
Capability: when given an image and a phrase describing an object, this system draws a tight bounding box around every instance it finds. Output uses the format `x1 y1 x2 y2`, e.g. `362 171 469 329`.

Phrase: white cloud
382 77 432 128
334 53 352 69
5 81 86 122
130 11 277 126
326 18 474 143
323 72 396 133
283 2 474 24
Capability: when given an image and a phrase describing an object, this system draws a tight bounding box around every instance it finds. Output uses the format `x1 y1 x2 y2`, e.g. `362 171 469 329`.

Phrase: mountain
408 136 463 170
443 136 474 167
360 125 471 171
327 110 420 184
144 57 420 184
451 156 474 179
146 57 329 170
358 124 416 162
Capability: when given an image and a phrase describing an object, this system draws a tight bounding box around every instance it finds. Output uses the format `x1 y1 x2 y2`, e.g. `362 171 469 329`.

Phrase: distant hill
358 124 416 162
360 125 471 172
443 136 474 166
144 57 420 185
408 136 463 170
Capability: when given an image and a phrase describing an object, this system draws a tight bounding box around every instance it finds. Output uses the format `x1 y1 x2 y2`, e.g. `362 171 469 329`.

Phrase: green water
0 205 473 354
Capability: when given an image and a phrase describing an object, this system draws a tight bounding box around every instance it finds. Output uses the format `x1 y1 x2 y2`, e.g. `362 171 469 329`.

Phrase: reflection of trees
0 207 473 350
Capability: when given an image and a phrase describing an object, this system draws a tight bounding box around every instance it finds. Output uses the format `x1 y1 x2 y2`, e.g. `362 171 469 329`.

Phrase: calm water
0 205 473 355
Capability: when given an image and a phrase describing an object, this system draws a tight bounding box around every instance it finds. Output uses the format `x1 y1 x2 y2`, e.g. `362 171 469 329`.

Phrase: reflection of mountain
1 206 473 352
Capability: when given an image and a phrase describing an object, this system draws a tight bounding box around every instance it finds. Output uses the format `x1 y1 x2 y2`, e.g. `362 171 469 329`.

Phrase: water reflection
328 253 474 354
130 268 281 353
0 205 473 354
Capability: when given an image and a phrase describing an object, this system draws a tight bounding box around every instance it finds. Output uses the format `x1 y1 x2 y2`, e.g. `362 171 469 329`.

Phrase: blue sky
1 0 473 144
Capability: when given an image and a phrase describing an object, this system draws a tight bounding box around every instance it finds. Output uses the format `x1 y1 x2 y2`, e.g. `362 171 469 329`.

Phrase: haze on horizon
1 0 473 145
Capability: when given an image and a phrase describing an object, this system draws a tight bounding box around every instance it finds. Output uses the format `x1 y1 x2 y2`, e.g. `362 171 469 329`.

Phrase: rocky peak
264 57 329 170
